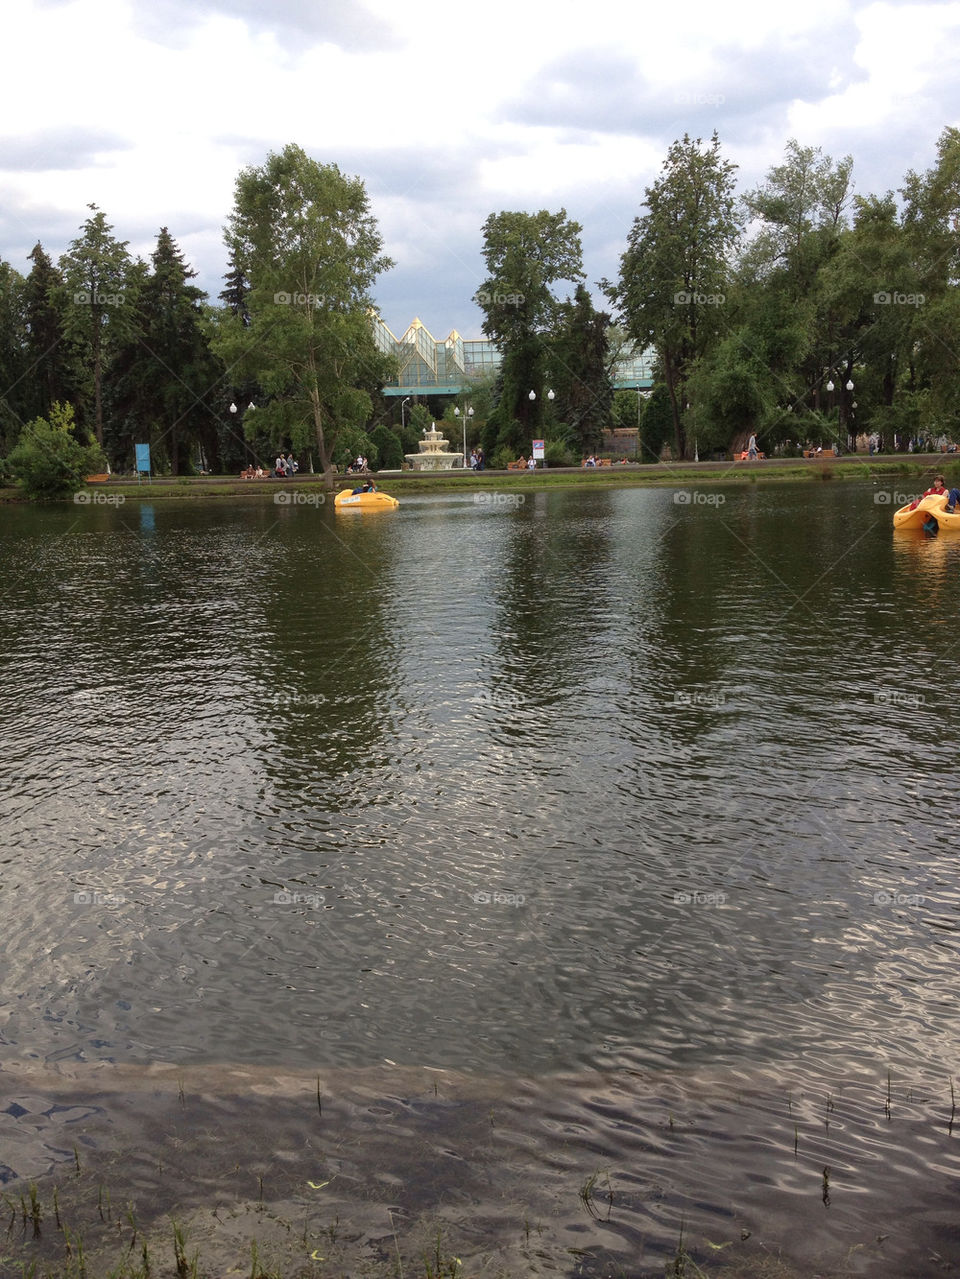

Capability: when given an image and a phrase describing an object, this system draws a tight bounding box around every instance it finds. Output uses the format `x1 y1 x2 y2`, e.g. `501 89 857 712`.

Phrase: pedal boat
334 488 399 511
892 493 960 532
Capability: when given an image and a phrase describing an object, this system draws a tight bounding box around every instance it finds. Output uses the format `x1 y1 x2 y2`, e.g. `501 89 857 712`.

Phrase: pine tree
58 205 136 446
111 228 223 473
23 243 78 421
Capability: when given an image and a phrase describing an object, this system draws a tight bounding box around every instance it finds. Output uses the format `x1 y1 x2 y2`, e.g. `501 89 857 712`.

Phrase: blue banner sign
135 443 151 473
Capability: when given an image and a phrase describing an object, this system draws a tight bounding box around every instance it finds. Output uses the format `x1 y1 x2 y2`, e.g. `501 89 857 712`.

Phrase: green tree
900 127 960 438
612 387 643 433
638 382 673 462
111 228 223 473
7 401 106 500
0 259 27 455
23 243 79 423
369 423 403 470
740 139 855 440
214 144 395 485
612 133 741 459
58 205 136 447
550 284 612 454
476 209 584 437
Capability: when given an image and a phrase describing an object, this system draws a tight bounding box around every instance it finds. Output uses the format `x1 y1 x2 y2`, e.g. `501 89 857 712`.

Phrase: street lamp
527 390 554 466
454 404 474 468
401 396 411 432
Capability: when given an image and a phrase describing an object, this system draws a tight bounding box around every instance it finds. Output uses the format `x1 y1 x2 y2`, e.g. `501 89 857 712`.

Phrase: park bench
507 460 528 470
738 451 766 461
803 448 836 458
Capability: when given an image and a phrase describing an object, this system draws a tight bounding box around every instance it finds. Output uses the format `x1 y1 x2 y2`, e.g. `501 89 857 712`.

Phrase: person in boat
910 475 956 509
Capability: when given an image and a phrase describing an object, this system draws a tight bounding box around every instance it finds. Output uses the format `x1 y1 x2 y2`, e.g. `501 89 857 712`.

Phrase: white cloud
1 0 959 336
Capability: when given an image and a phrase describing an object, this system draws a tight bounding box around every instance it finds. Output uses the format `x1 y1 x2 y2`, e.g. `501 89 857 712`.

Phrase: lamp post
400 396 411 433
527 389 554 466
454 404 474 468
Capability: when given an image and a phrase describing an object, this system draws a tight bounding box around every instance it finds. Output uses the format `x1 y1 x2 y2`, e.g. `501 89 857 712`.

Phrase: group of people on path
468 448 485 470
240 454 297 479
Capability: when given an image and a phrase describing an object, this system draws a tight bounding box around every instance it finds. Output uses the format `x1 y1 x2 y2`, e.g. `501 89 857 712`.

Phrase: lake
2 477 959 1276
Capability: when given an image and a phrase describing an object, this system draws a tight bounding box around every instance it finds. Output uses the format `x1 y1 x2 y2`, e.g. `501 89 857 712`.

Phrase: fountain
404 422 463 471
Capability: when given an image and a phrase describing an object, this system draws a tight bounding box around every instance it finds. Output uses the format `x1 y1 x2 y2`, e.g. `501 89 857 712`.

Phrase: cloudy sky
2 0 959 341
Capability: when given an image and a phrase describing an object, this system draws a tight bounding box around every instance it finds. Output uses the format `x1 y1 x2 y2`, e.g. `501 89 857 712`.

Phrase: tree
550 284 613 455
58 205 136 447
111 228 223 473
476 209 584 438
638 382 673 461
23 243 79 423
612 133 741 459
900 127 960 437
369 423 403 470
739 140 855 442
0 259 27 455
213 144 395 485
7 401 105 501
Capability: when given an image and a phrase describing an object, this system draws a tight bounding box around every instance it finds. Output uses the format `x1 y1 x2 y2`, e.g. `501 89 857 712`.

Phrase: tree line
477 126 960 463
1 130 958 496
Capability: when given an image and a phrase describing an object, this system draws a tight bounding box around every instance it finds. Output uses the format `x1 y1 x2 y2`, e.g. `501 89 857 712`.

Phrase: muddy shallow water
2 483 960 1275
2 1058 958 1277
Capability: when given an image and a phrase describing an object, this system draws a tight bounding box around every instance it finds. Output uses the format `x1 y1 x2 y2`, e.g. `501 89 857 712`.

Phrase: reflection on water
2 481 960 1271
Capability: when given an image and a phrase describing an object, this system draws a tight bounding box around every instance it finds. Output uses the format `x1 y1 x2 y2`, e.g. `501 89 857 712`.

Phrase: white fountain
405 422 463 471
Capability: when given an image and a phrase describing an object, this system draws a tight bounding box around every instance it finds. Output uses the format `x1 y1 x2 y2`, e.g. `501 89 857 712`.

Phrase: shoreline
2 454 957 504
0 1055 943 1279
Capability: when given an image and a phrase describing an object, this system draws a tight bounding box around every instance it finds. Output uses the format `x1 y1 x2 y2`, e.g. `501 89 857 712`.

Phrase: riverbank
0 1058 934 1279
2 454 958 503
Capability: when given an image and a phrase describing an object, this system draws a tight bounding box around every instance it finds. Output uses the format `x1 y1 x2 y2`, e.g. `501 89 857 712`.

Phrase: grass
3 453 956 505
0 1164 822 1279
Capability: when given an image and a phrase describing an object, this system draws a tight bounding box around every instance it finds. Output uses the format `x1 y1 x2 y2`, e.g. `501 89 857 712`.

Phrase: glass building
371 314 653 396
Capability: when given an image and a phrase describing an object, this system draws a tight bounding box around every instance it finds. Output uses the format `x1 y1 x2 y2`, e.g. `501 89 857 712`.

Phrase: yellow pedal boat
334 488 399 511
893 493 960 533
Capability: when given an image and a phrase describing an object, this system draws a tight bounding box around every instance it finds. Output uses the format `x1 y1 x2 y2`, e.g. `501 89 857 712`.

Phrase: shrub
545 440 576 467
6 403 107 501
